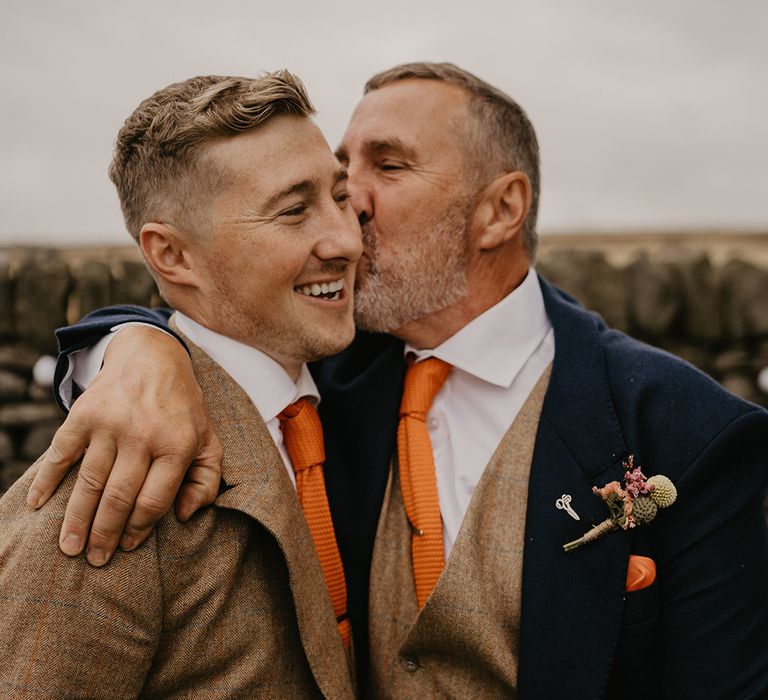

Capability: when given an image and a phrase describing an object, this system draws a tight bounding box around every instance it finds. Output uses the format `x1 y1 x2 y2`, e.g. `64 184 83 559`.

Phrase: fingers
117 454 190 552
174 464 221 522
45 328 222 566
176 448 221 522
27 419 89 509
82 446 155 566
175 424 223 522
57 436 118 558
116 413 223 549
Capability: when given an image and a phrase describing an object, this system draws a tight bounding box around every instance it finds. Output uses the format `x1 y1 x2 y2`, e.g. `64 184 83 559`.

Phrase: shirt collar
174 312 320 422
405 268 552 388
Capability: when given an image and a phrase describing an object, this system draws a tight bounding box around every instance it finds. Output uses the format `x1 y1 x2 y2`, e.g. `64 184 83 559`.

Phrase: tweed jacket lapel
177 327 355 699
517 278 630 700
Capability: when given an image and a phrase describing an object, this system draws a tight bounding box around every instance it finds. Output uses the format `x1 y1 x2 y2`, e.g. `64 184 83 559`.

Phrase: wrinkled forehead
338 79 470 160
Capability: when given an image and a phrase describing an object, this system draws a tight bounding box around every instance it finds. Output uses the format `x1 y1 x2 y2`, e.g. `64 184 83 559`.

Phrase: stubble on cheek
353 201 472 333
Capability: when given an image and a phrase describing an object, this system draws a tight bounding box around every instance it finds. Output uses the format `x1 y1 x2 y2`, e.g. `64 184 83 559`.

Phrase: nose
347 167 373 226
313 199 363 264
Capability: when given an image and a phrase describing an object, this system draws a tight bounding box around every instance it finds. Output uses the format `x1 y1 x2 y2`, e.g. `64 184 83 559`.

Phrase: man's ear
473 171 532 251
139 223 200 289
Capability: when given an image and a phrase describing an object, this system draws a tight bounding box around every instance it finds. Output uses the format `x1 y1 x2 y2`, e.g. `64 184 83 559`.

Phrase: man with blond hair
0 71 360 698
28 63 768 697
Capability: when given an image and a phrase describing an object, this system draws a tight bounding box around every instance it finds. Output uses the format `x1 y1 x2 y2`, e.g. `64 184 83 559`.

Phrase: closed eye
280 204 307 217
378 162 405 172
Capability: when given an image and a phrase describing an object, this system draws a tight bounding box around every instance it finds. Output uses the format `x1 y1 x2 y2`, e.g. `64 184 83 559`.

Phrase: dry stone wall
1 234 767 493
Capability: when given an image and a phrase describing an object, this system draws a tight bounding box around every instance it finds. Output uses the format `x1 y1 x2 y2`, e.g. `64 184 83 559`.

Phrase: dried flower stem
563 518 616 552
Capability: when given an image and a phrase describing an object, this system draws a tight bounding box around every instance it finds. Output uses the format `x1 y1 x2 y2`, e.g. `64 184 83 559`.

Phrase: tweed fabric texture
397 357 452 609
0 336 355 699
279 398 351 647
368 365 551 699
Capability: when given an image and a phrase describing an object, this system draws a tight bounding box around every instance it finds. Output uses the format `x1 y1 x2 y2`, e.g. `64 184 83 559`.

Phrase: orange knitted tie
397 357 452 609
279 398 350 649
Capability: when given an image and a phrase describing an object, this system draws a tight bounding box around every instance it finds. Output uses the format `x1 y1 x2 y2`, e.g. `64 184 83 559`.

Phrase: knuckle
87 526 115 547
75 468 108 497
134 493 170 521
68 395 107 425
101 484 137 512
172 428 199 451
44 429 83 467
42 443 70 469
115 435 149 456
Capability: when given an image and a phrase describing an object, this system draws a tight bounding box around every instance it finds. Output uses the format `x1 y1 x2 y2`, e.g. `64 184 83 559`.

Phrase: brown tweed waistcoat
0 339 356 699
367 366 551 699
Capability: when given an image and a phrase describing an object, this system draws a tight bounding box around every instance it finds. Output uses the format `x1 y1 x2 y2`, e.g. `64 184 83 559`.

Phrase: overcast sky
1 0 766 246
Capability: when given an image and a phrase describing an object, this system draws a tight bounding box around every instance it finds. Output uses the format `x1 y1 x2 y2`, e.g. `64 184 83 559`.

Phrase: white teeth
295 279 345 298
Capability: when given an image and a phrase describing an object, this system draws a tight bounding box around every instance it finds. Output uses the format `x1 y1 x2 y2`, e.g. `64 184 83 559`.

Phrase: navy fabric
55 277 768 699
54 305 179 412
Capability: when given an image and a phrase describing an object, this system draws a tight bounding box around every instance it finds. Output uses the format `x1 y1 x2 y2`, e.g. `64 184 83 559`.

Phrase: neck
176 302 304 383
274 357 302 383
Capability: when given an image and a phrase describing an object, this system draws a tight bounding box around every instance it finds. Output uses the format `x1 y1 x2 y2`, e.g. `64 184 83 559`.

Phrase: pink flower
624 462 652 498
592 481 623 500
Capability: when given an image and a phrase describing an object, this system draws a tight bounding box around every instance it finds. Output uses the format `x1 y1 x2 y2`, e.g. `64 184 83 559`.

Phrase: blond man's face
194 115 362 367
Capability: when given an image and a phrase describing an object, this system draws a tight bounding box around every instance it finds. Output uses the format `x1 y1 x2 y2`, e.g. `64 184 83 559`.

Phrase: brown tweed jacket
367 366 551 699
0 341 356 699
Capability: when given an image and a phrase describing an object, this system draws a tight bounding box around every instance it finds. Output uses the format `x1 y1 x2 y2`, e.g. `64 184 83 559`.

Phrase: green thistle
632 496 658 524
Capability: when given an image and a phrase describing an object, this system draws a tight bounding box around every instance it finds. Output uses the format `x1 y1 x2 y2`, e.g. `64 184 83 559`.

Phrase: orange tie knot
400 357 452 419
279 398 325 473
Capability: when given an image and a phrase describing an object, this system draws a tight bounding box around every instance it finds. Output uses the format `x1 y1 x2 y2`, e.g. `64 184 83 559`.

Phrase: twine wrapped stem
563 518 616 552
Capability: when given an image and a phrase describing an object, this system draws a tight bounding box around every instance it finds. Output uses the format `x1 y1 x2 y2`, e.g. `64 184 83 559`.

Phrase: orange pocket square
626 555 656 592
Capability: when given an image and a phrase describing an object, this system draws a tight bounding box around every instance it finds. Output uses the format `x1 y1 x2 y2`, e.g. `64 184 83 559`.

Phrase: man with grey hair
30 63 768 698
0 71 360 698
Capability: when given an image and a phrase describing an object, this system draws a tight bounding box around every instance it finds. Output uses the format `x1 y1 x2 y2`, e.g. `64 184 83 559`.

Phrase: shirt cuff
58 322 174 410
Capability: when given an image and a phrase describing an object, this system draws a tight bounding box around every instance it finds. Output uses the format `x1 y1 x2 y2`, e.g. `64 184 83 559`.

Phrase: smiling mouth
294 278 345 301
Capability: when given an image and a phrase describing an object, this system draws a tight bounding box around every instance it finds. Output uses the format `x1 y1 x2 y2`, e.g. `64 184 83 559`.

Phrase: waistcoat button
400 656 419 673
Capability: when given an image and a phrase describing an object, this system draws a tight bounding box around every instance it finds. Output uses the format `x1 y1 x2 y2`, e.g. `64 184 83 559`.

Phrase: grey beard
354 203 471 334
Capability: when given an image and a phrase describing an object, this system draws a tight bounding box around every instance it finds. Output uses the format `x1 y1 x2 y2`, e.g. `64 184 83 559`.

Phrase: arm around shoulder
29 321 221 567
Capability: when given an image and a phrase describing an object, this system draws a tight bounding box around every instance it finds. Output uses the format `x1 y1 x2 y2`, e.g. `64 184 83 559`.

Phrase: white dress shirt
62 312 319 487
405 268 554 554
62 270 554 555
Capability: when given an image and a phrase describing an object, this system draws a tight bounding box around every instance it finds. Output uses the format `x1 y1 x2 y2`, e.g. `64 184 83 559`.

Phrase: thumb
27 421 89 508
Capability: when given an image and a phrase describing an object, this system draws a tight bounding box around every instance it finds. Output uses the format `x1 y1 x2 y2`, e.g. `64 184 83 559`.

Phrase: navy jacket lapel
517 278 631 699
311 330 405 686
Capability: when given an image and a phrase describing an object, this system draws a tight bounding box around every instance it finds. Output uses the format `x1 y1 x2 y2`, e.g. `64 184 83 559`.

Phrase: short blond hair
109 71 315 241
365 62 540 259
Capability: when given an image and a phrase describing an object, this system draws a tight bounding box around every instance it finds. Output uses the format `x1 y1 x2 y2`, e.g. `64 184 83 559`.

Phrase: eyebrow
262 167 348 212
335 138 417 163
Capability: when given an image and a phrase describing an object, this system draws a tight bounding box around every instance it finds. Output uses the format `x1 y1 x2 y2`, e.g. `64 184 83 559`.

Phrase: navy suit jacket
56 276 768 699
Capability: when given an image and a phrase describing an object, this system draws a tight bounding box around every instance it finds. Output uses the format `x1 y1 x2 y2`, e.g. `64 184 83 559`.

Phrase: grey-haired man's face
336 80 475 335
